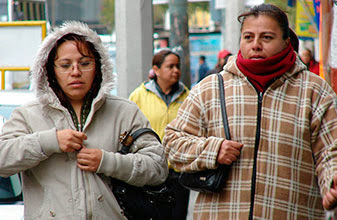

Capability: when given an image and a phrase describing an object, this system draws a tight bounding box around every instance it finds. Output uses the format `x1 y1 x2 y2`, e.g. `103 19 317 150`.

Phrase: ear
282 37 290 50
153 65 160 75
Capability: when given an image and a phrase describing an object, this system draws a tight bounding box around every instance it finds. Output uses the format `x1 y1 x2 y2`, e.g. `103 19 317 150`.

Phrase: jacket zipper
75 115 93 219
78 124 93 219
248 92 263 220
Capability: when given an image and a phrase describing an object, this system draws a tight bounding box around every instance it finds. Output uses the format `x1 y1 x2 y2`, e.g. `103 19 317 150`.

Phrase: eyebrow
55 57 93 62
261 31 277 36
242 31 277 36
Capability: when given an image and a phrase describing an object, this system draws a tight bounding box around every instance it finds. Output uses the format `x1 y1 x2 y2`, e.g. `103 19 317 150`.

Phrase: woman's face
53 41 96 105
240 15 289 59
300 49 311 65
154 54 181 88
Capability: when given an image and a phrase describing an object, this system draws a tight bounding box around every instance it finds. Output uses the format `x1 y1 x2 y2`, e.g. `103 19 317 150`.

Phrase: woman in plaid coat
163 4 337 220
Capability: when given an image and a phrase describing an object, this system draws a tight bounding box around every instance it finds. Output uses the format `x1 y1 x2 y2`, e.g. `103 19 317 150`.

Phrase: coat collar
144 80 187 104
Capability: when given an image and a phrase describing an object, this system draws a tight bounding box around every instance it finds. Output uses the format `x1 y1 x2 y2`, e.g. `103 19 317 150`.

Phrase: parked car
0 90 34 220
0 90 35 119
0 174 24 220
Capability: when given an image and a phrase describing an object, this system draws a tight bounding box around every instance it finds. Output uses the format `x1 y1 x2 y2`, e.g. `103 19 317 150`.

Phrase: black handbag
111 128 175 220
178 73 231 193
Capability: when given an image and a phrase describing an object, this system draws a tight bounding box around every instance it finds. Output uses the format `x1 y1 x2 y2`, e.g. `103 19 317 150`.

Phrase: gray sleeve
0 109 57 177
96 106 169 186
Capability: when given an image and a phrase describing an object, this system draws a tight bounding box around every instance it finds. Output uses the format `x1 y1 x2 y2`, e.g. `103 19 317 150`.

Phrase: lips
69 81 84 87
250 55 265 60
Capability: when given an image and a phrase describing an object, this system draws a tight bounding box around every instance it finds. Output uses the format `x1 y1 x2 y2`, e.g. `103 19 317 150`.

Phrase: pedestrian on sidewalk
163 4 337 219
197 55 209 82
130 49 190 220
0 21 168 220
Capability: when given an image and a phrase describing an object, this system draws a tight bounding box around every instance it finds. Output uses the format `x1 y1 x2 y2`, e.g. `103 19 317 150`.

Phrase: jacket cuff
210 137 226 168
97 150 134 180
38 128 62 156
96 150 107 173
97 150 117 175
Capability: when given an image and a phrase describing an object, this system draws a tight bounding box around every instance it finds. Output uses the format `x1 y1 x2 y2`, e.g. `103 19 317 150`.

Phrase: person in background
129 49 190 220
130 50 189 141
148 68 156 80
197 55 209 82
206 49 232 76
0 21 168 220
300 47 320 75
163 3 337 219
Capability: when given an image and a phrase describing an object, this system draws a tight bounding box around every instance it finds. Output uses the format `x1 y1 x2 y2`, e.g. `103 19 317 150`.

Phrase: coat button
50 211 56 217
97 194 104 202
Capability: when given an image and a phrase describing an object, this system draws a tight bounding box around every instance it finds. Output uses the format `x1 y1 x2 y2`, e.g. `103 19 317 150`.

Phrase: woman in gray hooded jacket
0 21 168 220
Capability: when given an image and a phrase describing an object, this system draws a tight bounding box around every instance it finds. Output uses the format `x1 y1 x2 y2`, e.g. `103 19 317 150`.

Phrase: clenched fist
217 139 243 165
77 147 102 172
323 174 337 210
56 129 87 152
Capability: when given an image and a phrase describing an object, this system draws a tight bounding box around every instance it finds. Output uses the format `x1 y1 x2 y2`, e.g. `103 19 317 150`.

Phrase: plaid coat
163 55 337 219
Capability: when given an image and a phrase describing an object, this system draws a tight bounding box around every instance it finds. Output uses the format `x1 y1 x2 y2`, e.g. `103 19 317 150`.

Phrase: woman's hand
323 174 337 210
77 147 102 172
217 140 243 165
56 129 87 152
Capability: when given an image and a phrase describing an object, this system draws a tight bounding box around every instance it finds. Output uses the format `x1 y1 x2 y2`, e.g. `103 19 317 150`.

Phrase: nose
70 64 81 76
173 65 180 73
252 38 262 51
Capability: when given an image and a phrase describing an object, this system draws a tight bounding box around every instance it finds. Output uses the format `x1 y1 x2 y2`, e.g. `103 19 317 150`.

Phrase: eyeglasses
54 60 95 74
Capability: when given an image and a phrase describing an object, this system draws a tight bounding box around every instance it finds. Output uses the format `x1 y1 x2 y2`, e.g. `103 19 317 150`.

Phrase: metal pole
7 0 13 21
168 0 191 89
223 0 245 54
115 0 153 98
51 0 55 27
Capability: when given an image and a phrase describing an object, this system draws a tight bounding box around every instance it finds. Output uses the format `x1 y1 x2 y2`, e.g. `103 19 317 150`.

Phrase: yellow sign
296 0 318 38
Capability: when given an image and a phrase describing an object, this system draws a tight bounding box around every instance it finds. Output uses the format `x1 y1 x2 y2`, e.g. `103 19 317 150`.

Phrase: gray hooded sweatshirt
0 21 168 220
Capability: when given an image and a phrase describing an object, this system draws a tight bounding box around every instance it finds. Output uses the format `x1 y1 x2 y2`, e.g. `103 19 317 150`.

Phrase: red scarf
236 43 296 92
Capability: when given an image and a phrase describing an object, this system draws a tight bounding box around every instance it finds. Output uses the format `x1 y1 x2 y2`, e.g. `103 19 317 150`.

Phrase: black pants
167 169 190 220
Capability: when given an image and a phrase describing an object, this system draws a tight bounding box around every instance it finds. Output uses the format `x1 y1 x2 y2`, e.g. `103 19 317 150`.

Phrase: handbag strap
217 73 231 140
118 128 161 155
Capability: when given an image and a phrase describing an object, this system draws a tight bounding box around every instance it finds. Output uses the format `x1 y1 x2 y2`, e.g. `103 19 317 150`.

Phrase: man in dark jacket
198 55 209 82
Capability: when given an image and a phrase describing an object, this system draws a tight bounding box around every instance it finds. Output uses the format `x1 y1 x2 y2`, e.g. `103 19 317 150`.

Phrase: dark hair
303 47 313 57
200 55 206 61
237 4 290 40
152 49 180 68
45 33 102 107
222 55 231 66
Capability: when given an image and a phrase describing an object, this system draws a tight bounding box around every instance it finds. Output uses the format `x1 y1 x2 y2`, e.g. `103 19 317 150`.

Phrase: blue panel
0 105 17 119
189 32 221 86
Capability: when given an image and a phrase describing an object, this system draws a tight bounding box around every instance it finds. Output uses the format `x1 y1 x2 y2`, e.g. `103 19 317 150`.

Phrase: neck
156 79 172 95
70 100 83 120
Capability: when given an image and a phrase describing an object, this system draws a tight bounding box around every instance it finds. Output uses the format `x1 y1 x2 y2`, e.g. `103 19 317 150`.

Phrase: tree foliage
153 4 169 26
187 2 209 15
265 0 296 29
100 0 115 33
153 2 209 27
101 1 210 32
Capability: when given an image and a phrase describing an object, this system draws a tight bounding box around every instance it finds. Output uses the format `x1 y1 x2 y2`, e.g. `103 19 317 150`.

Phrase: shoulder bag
111 128 175 220
178 73 231 193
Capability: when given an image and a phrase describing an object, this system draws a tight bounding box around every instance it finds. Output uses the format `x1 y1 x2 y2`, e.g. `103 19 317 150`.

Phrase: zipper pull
258 92 263 104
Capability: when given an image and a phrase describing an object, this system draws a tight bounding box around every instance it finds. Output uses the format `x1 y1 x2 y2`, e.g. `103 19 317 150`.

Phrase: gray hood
30 21 115 106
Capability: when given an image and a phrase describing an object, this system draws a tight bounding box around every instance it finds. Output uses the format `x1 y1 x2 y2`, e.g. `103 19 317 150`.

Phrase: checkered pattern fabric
163 55 337 219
